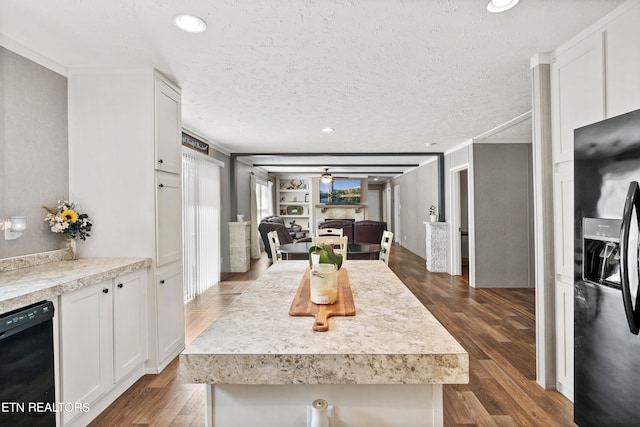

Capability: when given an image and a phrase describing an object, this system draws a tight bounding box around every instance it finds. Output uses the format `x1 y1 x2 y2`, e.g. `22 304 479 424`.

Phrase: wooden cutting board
289 267 356 331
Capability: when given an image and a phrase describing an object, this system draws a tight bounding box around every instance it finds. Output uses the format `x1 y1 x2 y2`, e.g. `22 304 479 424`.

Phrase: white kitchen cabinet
551 32 605 164
156 263 185 365
555 279 574 401
547 3 640 402
69 70 184 374
155 172 182 266
605 2 640 117
60 280 112 422
552 164 574 283
113 270 147 383
154 78 182 174
60 269 148 426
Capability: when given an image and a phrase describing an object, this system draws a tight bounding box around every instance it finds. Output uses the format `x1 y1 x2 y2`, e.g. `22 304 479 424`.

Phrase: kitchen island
180 260 468 427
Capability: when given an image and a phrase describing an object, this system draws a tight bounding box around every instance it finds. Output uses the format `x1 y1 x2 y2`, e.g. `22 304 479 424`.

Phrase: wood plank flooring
89 245 575 426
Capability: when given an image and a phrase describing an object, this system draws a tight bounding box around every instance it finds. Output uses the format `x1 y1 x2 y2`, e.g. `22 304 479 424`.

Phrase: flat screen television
319 179 361 204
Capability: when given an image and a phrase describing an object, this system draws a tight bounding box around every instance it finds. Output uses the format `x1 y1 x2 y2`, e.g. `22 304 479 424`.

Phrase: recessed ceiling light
486 0 519 13
174 14 207 33
425 142 437 147
322 127 335 133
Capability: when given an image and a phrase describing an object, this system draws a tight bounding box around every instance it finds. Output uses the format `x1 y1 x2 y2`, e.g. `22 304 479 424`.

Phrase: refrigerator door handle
620 181 640 335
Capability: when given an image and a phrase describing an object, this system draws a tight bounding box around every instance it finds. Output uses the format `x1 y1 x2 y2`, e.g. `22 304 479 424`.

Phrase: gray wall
389 159 440 259
473 143 534 288
0 47 69 258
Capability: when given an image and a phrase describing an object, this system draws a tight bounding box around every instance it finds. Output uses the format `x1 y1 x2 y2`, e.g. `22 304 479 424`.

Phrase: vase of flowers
429 205 438 222
43 200 93 259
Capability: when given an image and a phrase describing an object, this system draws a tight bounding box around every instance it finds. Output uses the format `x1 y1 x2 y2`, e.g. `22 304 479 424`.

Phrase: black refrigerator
574 107 640 426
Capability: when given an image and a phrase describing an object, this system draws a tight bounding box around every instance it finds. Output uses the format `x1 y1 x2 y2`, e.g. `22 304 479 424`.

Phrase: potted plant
307 244 343 304
429 205 438 222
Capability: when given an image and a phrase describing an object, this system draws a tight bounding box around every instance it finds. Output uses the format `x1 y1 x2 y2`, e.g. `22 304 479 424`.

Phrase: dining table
277 241 382 260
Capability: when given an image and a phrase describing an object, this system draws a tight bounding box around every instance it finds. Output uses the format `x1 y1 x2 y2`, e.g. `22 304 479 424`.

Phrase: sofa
354 220 387 244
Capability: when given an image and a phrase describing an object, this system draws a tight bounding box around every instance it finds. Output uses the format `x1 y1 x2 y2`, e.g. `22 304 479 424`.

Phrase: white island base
181 261 467 427
206 383 443 427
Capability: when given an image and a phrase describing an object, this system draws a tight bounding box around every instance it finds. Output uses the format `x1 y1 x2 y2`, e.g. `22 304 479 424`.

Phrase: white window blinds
182 151 222 302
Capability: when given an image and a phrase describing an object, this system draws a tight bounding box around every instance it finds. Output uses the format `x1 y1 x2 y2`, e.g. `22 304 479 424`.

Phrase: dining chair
266 231 282 262
380 230 394 265
312 236 348 260
315 228 343 237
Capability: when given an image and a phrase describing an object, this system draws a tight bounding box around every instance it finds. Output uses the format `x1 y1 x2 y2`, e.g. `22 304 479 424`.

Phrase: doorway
450 165 470 277
383 187 391 226
393 185 401 243
368 189 381 221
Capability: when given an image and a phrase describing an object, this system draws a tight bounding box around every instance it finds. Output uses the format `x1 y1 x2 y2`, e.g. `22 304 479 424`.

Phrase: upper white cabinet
605 2 640 117
155 79 182 174
551 32 605 164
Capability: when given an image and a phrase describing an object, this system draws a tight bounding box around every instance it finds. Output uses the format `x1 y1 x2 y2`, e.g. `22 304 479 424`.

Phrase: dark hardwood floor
90 245 574 426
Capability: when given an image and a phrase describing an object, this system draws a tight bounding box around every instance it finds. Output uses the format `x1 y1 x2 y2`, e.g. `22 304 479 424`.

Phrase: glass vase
66 239 77 260
310 263 338 304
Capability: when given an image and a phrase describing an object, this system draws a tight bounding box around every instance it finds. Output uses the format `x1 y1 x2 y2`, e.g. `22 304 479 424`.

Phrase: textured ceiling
0 0 625 163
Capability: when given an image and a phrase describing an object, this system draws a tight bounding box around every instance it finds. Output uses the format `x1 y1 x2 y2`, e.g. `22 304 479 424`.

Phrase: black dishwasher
0 300 56 426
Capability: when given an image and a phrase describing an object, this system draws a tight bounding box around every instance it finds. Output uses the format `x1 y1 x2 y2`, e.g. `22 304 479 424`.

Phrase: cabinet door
156 264 185 364
154 78 182 174
553 164 574 282
555 279 574 401
60 281 113 423
113 270 147 383
156 171 182 266
605 2 640 117
551 33 605 163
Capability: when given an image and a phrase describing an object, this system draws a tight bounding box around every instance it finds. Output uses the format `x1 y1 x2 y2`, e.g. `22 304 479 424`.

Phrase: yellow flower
60 209 79 223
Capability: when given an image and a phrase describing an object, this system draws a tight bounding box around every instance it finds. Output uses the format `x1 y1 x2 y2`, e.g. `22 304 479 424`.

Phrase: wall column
531 53 556 389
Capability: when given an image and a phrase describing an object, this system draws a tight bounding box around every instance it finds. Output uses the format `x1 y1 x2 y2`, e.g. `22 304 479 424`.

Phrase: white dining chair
379 230 393 265
267 231 282 262
312 235 348 260
315 228 343 237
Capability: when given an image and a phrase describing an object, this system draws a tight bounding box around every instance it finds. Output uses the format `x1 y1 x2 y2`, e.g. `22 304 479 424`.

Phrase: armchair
354 220 387 244
259 216 311 259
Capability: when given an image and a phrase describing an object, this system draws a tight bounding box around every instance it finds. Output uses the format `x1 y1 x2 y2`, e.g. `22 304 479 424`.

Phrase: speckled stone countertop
180 260 468 385
0 253 151 314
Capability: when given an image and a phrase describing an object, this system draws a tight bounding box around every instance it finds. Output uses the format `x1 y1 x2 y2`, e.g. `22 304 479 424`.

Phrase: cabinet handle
158 183 164 188
160 280 165 284
102 288 109 294
117 283 123 288
158 159 164 164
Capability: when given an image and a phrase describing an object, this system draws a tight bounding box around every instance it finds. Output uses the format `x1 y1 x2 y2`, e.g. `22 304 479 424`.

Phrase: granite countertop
180 260 469 386
0 252 151 314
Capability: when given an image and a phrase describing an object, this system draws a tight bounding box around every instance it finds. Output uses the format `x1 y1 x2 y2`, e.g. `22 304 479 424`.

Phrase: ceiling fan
319 168 348 183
